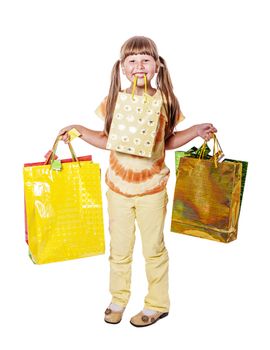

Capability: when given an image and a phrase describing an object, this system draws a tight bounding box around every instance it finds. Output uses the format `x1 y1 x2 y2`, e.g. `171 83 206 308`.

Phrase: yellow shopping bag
106 75 162 157
23 137 105 264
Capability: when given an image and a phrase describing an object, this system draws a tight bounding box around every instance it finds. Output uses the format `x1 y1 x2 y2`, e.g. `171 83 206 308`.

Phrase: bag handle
44 136 79 166
198 134 224 167
131 74 148 101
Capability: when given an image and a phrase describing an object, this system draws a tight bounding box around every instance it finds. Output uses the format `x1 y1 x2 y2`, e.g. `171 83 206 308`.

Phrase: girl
59 36 217 327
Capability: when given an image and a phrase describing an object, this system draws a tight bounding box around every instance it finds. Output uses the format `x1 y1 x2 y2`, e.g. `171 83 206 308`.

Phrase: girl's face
122 54 158 87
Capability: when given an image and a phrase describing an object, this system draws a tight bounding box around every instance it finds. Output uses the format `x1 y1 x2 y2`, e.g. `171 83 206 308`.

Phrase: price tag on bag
51 159 62 171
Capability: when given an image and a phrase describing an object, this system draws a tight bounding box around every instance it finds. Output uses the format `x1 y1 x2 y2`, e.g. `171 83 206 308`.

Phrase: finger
61 134 69 143
204 133 210 141
58 129 67 136
205 132 213 141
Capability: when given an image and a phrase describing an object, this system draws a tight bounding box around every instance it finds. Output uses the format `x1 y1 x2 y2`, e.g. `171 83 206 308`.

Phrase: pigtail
104 60 121 136
157 56 181 140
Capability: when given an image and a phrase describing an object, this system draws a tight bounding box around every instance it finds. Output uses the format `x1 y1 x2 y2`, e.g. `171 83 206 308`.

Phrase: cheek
124 65 134 75
148 65 157 75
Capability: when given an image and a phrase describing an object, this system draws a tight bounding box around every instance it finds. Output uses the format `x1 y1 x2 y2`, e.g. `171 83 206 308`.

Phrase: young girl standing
59 36 217 327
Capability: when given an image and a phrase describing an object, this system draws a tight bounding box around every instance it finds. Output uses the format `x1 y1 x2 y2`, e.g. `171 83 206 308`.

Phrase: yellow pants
106 188 169 312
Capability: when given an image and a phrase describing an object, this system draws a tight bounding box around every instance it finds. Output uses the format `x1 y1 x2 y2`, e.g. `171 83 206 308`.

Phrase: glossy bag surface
23 141 105 264
171 137 244 243
175 147 248 210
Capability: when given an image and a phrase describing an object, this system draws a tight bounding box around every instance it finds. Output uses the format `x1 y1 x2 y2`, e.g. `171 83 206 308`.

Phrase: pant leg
106 189 136 307
135 189 170 312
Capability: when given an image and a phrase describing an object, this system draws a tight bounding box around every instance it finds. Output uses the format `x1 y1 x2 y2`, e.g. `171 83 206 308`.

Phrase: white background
1 0 269 349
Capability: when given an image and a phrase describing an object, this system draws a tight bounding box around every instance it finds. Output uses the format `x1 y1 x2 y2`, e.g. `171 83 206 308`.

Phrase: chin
136 82 146 87
136 78 147 85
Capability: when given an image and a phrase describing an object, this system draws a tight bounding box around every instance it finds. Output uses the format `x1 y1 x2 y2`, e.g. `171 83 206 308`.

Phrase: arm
59 124 108 150
165 123 217 150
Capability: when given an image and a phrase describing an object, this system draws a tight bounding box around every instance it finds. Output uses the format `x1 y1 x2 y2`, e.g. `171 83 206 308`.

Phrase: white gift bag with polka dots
106 79 162 157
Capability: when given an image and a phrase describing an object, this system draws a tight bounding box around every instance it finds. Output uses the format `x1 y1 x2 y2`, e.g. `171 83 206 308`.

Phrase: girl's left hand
195 123 217 141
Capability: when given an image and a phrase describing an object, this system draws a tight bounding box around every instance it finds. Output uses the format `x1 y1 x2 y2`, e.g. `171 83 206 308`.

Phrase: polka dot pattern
107 91 162 157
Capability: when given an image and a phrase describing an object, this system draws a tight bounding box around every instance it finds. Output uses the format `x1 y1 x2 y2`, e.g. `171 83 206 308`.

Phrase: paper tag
68 128 81 141
44 150 58 161
51 159 62 171
214 151 225 163
218 153 225 163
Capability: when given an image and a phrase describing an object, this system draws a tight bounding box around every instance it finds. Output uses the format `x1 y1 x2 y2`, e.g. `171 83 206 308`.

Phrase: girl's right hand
58 125 78 143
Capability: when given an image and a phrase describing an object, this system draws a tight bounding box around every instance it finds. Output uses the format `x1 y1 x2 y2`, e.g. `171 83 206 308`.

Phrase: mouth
134 73 146 78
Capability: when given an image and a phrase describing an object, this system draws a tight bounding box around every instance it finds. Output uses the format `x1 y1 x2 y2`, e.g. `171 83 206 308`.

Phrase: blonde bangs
120 36 159 62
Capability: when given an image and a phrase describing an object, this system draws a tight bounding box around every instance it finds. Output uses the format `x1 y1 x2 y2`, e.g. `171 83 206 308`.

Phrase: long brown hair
104 36 180 139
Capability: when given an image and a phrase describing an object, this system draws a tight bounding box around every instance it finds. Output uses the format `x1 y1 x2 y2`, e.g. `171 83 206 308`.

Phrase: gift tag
44 150 58 161
217 151 225 163
213 150 225 163
51 159 62 171
68 128 81 141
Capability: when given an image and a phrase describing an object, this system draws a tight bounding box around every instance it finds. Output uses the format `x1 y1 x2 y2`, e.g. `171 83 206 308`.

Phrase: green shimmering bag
171 135 247 243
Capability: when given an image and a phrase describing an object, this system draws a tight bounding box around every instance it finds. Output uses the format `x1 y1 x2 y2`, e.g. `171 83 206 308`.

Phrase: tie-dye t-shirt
95 90 185 197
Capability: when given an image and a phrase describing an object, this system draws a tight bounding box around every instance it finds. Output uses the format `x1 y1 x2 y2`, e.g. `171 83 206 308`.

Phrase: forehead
124 54 155 61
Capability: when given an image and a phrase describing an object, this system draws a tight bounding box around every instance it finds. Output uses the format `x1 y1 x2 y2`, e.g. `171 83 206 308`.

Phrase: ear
121 64 126 75
155 61 160 74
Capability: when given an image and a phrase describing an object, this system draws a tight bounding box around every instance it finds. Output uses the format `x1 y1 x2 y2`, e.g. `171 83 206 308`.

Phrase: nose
136 61 144 70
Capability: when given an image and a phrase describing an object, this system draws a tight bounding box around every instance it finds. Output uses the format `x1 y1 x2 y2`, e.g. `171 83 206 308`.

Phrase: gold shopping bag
23 137 105 264
106 75 162 157
171 136 243 243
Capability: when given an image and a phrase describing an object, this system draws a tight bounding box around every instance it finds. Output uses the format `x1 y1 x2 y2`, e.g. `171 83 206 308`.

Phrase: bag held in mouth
106 74 162 157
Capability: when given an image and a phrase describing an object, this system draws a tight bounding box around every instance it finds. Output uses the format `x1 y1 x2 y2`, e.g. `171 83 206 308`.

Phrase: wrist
192 125 199 137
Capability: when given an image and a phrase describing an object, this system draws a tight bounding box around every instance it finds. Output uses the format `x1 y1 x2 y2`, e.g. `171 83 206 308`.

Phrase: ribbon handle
131 74 148 102
212 134 224 166
199 134 224 168
45 136 79 167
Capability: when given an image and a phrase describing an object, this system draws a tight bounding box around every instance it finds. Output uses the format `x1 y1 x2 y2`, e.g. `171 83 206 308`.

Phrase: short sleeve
160 104 185 126
160 91 185 125
176 110 185 125
95 96 107 121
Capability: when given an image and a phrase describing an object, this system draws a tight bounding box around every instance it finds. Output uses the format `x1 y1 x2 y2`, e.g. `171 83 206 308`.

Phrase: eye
129 60 135 63
144 59 149 62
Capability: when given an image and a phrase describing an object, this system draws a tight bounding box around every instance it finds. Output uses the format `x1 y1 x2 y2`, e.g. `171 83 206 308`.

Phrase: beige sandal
104 307 125 324
130 311 169 327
